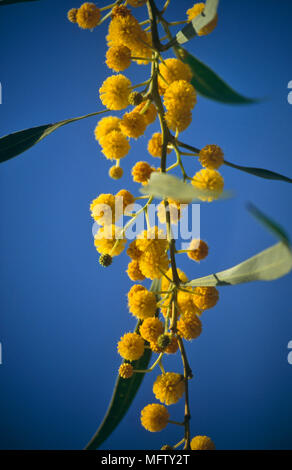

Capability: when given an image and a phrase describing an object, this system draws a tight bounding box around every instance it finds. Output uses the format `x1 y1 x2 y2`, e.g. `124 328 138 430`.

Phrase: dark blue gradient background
0 0 292 450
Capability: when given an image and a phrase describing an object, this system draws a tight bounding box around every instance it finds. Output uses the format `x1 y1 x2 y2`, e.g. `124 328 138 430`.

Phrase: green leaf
0 0 40 5
247 204 291 246
140 172 231 203
85 279 161 450
224 160 292 183
179 48 258 105
185 242 292 287
0 110 109 164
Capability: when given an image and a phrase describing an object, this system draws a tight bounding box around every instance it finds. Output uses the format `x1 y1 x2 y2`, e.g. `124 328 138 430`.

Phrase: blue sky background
0 0 292 450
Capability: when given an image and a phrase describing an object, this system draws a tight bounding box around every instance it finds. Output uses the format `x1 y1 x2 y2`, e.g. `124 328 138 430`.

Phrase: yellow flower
147 132 172 158
127 260 145 281
94 116 121 143
127 240 143 260
192 168 224 202
128 285 157 319
161 267 188 292
99 74 132 110
163 80 197 113
138 250 169 280
120 111 147 139
158 58 192 95
94 224 126 256
100 130 130 160
177 311 202 340
90 193 116 225
177 289 201 316
191 435 216 450
199 144 224 170
116 189 135 211
109 165 123 180
134 101 157 126
187 3 218 36
106 45 131 72
153 372 185 405
188 239 209 261
119 363 134 379
157 200 181 225
67 8 78 23
140 317 164 343
136 226 168 254
76 3 101 29
130 30 153 65
193 286 219 310
164 335 179 354
107 11 145 51
132 161 154 183
165 108 192 133
117 332 145 361
140 404 169 432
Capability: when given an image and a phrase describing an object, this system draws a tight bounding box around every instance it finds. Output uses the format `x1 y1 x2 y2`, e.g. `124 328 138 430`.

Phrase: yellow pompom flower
106 45 131 72
94 116 121 143
191 435 216 450
153 372 185 405
161 267 188 292
67 8 78 23
147 132 172 158
140 318 164 343
192 168 224 202
128 285 157 319
99 74 132 110
119 363 134 379
164 80 197 113
107 11 145 51
165 108 192 133
158 58 192 95
187 3 218 36
134 102 157 126
116 189 135 211
76 3 101 29
157 200 181 225
177 289 201 316
90 193 116 225
100 130 130 160
140 404 169 432
94 224 126 256
139 250 169 280
109 165 123 180
120 111 147 139
136 226 168 253
127 260 145 281
117 332 145 361
188 239 209 261
199 144 224 170
177 311 202 340
127 240 143 260
132 161 154 183
165 335 179 354
193 286 219 310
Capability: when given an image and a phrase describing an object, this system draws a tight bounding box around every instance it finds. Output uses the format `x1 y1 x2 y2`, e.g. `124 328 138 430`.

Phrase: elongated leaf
247 204 291 246
141 172 230 203
0 0 39 5
85 279 161 450
0 110 109 164
224 160 292 183
186 242 292 287
179 48 257 104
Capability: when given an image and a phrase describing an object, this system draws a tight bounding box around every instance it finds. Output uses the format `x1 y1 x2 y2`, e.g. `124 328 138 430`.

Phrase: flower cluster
69 0 220 451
